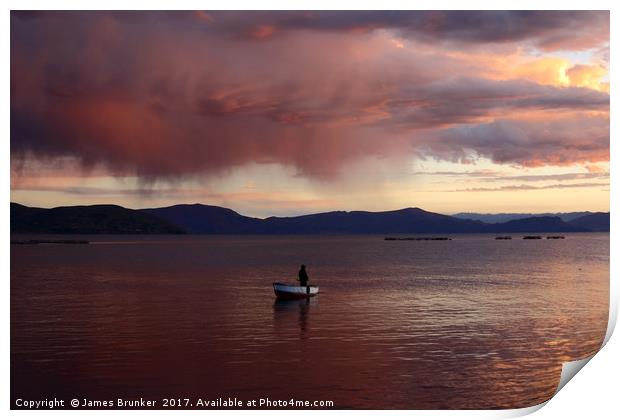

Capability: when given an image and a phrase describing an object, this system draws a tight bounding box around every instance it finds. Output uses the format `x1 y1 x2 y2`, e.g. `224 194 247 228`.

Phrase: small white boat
273 282 319 299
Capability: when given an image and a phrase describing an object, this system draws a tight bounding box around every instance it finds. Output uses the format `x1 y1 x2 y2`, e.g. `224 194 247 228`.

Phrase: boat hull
273 282 319 299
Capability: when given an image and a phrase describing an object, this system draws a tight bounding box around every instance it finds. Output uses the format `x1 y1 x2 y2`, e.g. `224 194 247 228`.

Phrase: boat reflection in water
273 297 317 337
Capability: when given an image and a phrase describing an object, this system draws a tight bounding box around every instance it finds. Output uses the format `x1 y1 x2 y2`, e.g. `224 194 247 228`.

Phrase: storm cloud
10 11 610 180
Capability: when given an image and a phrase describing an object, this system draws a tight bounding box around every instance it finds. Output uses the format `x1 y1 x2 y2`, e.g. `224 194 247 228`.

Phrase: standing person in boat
298 264 309 287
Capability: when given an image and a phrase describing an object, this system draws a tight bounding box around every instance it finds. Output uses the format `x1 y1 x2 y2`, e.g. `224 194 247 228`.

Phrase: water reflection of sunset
11 234 608 408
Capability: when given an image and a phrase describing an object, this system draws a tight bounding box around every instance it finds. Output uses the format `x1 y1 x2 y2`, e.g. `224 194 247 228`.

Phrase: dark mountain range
141 205 592 234
258 208 488 234
10 202 609 235
487 216 582 233
142 204 262 234
567 212 610 232
10 203 184 234
452 211 593 223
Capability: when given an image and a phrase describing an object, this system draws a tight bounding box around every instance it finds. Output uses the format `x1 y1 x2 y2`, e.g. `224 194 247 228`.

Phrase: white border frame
3 2 617 419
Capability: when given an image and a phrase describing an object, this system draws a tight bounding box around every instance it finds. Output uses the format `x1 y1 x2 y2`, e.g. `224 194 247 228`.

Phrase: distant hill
567 212 610 232
141 204 262 234
489 216 582 233
257 207 488 234
10 202 608 235
143 205 488 234
452 212 592 223
11 203 185 234
140 205 593 234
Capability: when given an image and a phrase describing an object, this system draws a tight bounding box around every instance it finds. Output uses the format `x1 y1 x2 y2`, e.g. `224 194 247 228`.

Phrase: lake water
11 233 609 409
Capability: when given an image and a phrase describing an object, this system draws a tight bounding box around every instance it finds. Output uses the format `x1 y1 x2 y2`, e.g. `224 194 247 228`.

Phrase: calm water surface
11 234 609 409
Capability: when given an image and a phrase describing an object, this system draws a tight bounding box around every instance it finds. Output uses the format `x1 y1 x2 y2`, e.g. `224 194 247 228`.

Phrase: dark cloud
424 116 609 167
220 11 608 51
145 10 608 50
11 10 609 48
10 11 610 180
385 78 608 129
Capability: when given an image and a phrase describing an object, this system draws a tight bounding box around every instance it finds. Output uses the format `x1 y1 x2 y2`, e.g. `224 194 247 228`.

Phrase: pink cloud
10 11 610 182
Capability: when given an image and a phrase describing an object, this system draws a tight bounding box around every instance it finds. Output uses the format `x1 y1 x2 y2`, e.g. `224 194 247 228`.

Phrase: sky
10 11 610 217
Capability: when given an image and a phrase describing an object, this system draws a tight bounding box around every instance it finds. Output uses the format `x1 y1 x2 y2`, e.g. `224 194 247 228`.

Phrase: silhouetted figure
298 264 309 287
